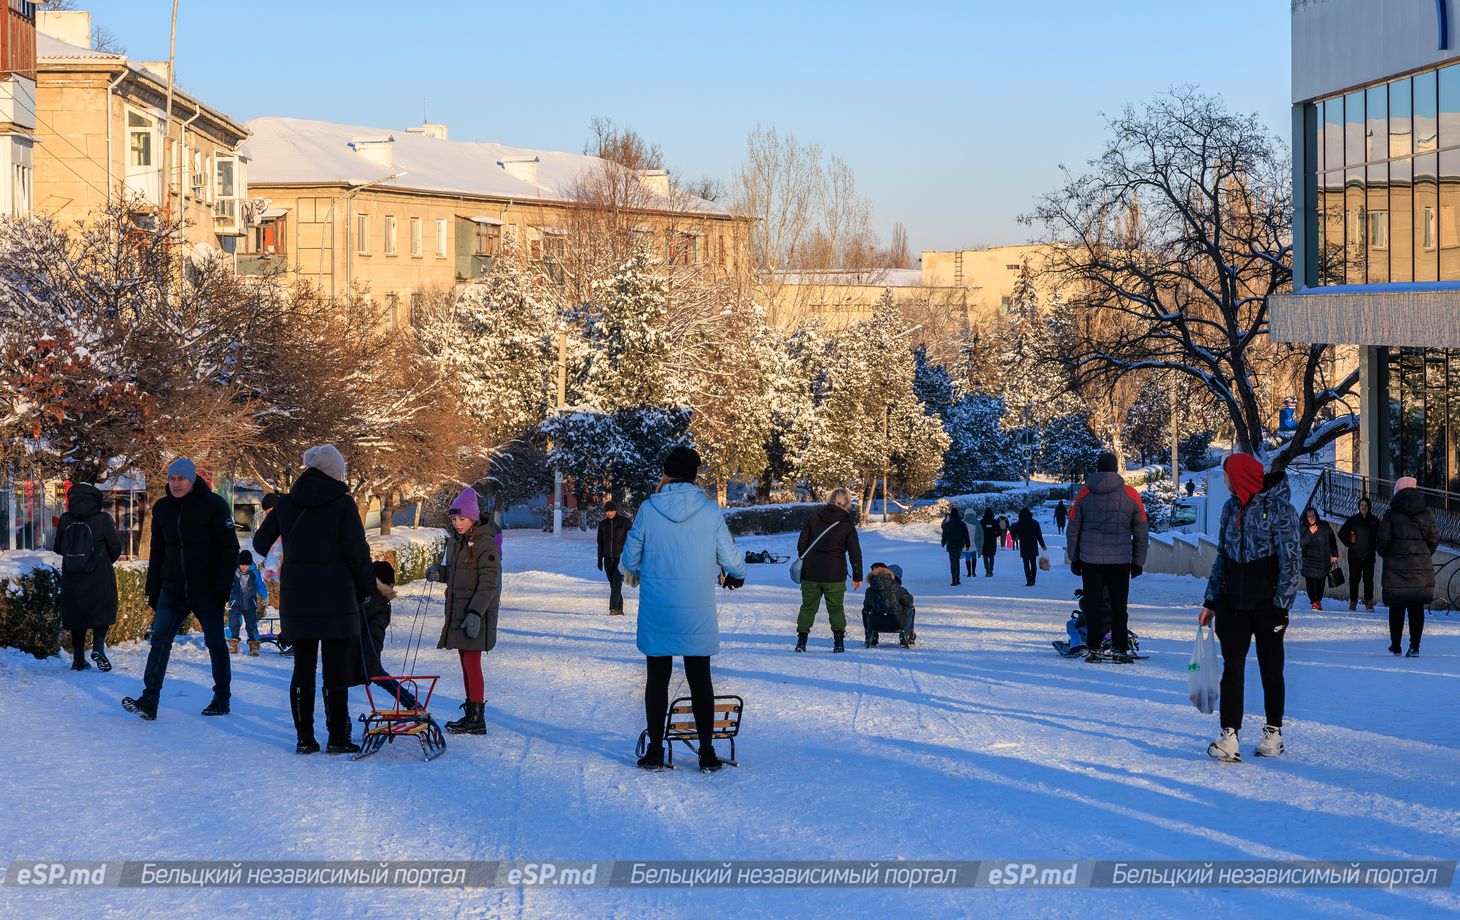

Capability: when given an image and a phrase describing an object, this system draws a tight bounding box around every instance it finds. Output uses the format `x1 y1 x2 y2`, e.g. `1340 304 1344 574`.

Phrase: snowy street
2 520 1458 918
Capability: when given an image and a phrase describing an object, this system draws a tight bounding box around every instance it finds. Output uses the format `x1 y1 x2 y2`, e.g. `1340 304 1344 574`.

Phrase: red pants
459 650 484 703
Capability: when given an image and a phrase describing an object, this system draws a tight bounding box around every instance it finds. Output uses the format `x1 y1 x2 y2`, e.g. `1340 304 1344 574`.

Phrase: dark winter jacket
1338 511 1380 563
863 571 915 629
229 563 266 615
1068 472 1150 567
978 513 1000 556
796 503 863 583
437 522 502 652
1054 502 1068 526
362 581 393 654
597 514 632 569
1011 510 1047 560
1204 474 1301 611
1298 519 1338 579
146 478 238 607
251 467 373 643
51 483 122 630
940 510 971 554
1377 489 1440 605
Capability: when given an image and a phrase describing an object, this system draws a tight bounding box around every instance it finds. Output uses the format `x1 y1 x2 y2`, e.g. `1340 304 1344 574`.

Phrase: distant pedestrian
978 509 999 576
1298 507 1338 611
940 506 971 586
794 488 863 653
1068 451 1149 664
52 482 123 672
123 458 239 721
1377 476 1439 658
1201 453 1299 762
964 510 982 578
1010 508 1047 586
1053 500 1068 535
1338 497 1379 612
998 513 1013 550
597 500 632 615
1185 479 1197 497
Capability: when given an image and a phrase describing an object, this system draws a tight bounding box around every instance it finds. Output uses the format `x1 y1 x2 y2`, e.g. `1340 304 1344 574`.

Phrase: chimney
141 62 172 81
348 135 395 168
498 156 539 186
636 169 670 197
405 122 448 140
36 10 91 49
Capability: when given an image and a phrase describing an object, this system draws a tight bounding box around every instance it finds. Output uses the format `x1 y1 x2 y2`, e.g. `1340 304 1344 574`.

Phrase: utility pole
161 1 179 217
552 328 567 537
882 404 891 524
1170 379 1180 509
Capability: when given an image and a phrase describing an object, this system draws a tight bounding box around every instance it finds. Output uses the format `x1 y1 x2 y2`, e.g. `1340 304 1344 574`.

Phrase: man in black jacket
597 500 632 615
795 488 863 653
123 457 240 720
1338 497 1380 611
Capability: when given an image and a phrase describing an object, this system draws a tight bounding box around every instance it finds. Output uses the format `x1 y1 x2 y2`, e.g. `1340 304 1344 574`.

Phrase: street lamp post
552 328 567 537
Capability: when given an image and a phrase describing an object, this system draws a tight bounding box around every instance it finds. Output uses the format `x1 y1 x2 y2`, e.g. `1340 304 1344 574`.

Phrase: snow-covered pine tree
941 394 1021 488
579 252 678 410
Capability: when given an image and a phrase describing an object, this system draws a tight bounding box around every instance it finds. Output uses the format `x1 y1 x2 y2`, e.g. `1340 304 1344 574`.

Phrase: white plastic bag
1187 624 1220 714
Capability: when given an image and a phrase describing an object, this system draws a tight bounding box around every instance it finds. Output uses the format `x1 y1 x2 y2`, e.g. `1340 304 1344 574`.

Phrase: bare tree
1028 88 1355 472
886 221 912 269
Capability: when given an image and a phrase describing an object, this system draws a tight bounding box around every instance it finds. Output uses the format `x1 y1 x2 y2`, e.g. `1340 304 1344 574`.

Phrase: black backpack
869 579 903 621
58 518 102 575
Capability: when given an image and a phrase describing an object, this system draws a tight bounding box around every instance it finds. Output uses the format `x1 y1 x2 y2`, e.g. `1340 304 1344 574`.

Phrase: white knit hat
302 444 347 482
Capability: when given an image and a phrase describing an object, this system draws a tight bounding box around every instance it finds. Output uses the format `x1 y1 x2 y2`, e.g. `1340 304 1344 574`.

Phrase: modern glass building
1276 0 1460 497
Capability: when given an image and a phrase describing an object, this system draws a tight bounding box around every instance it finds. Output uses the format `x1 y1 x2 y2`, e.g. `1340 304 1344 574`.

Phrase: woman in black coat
978 509 1000 577
1011 507 1047 587
940 507 971 586
1377 478 1440 657
51 483 122 671
253 445 374 754
1298 507 1338 611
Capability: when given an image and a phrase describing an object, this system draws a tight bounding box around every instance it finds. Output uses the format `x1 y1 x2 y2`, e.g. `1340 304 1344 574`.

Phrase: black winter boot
323 688 359 753
447 701 486 735
833 631 845 653
794 632 808 653
290 685 317 749
637 740 666 770
699 744 723 773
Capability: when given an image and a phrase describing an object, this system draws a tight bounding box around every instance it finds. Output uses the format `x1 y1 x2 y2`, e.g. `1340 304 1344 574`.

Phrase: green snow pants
797 580 847 633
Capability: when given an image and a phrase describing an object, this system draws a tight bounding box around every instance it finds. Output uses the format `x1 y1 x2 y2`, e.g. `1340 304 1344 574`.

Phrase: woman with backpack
1377 476 1440 657
52 483 123 671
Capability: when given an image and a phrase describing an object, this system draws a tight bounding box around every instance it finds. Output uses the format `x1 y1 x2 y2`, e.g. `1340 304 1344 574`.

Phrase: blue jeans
228 600 260 641
141 591 231 707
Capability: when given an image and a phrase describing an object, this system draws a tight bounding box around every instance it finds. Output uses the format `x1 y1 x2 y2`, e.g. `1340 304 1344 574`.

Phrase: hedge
0 529 448 659
722 503 860 536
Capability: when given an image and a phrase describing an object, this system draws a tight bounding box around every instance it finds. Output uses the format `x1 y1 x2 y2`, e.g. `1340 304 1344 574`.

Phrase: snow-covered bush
0 562 60 658
722 502 860 537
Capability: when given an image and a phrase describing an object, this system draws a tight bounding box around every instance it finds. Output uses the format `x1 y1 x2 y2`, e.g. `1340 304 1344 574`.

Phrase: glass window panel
1321 170 1346 285
1345 167 1367 282
1315 100 1326 173
1367 84 1389 162
1390 78 1413 158
1391 157 1414 282
1367 162 1390 283
1442 149 1460 278
1416 153 1440 280
1327 95 1347 167
1442 65 1460 150
1346 90 1367 165
1416 70 1439 153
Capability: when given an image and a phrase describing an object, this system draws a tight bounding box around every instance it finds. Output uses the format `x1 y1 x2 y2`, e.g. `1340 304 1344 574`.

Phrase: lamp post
552 328 567 537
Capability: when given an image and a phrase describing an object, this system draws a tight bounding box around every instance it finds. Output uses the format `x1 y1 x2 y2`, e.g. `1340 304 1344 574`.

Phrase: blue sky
74 0 1291 254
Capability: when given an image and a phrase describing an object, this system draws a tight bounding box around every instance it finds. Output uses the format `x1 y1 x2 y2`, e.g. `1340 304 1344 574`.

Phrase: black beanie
663 446 702 481
1096 452 1118 473
238 550 254 566
604 500 619 512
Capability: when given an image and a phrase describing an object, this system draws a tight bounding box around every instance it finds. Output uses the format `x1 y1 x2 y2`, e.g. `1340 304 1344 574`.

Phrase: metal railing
1309 468 1460 546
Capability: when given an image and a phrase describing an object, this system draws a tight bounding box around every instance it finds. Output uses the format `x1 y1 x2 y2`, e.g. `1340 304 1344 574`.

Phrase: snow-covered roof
244 116 730 217
36 32 121 62
774 268 930 287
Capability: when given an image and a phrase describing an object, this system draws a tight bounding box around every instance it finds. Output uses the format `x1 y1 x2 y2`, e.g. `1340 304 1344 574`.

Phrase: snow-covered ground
2 514 1458 918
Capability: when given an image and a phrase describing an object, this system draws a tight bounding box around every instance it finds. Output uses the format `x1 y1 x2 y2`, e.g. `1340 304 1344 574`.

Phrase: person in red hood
1199 453 1300 763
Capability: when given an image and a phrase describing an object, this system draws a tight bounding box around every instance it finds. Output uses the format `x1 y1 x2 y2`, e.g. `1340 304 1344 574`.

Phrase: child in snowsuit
356 560 419 711
228 550 267 656
862 562 917 648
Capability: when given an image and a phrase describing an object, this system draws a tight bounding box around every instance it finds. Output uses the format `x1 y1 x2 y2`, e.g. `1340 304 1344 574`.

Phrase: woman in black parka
1377 476 1440 657
253 445 374 754
52 482 123 671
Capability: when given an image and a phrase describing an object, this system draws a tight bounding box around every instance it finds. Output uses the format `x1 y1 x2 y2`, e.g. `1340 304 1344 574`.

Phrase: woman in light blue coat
620 446 747 772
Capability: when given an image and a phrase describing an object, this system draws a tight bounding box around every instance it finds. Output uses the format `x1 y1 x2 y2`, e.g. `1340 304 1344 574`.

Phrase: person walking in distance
620 447 746 772
122 458 239 720
940 506 971 586
964 507 983 578
597 500 632 616
794 488 863 653
978 509 999 577
1067 451 1149 664
1053 500 1068 535
1201 453 1299 762
1298 507 1338 611
1377 476 1439 658
1010 507 1047 587
1338 498 1380 612
52 482 123 672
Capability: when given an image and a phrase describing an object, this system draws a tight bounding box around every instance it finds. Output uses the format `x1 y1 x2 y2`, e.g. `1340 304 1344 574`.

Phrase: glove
596 560 604 571
425 564 445 583
722 574 745 591
1070 561 1084 577
462 611 482 640
624 571 640 588
1130 565 1143 578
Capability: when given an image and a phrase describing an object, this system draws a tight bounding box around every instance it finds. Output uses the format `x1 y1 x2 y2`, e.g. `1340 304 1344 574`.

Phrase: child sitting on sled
862 562 917 648
356 560 419 710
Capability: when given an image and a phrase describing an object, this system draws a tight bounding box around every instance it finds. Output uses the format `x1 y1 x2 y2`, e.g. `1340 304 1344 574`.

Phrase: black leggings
1022 557 1037 582
1305 576 1326 604
70 626 108 658
947 550 962 582
645 655 714 751
1216 606 1287 731
1389 604 1425 650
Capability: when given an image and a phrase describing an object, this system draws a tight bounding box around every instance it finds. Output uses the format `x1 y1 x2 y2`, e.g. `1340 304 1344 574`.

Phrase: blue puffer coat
620 482 747 657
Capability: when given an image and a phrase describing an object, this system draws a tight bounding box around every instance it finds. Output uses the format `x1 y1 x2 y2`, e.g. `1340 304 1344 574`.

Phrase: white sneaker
1207 727 1241 763
1254 725 1284 757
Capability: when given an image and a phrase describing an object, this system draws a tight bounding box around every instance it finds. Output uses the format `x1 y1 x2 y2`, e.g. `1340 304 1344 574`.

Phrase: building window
385 292 400 326
410 217 422 256
475 222 497 256
213 154 241 234
190 149 204 199
356 213 369 255
384 216 397 255
125 108 160 204
435 218 447 257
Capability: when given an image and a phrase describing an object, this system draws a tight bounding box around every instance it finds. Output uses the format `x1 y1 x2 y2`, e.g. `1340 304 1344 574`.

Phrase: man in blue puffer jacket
620 446 747 772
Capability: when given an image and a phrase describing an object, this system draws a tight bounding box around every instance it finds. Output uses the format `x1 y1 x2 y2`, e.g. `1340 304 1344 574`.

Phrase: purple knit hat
448 487 480 522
